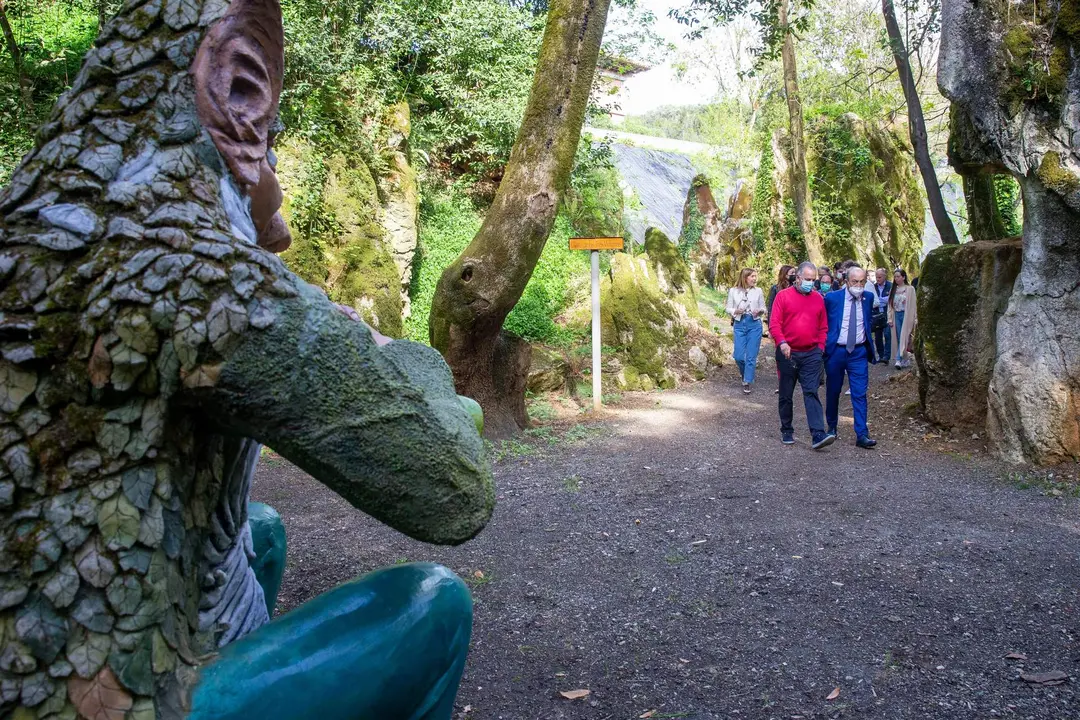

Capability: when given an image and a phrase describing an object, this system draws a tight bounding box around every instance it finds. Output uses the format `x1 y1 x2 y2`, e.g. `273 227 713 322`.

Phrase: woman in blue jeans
726 268 766 393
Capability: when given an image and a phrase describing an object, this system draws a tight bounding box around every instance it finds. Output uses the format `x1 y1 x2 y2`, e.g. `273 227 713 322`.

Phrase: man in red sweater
769 261 834 449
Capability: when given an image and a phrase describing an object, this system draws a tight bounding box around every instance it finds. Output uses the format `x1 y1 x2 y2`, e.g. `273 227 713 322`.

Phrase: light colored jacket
888 284 918 354
726 286 766 321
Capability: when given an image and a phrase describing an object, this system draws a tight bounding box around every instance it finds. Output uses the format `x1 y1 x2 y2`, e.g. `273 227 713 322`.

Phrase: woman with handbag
888 269 918 368
727 268 767 393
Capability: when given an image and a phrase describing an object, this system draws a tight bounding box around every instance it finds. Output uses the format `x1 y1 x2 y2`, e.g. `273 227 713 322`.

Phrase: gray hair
797 261 818 276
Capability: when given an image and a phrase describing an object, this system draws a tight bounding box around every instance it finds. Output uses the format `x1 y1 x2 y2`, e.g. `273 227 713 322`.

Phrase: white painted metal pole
591 250 601 412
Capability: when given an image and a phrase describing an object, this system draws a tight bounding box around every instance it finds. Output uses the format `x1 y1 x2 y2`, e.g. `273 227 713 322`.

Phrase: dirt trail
252 364 1080 720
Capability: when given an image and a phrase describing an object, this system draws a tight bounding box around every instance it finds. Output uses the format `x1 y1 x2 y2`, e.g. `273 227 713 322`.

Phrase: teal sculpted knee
248 501 287 615
189 563 473 720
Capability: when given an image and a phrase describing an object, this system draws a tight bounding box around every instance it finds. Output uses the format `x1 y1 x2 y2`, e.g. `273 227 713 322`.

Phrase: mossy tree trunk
428 0 612 437
963 173 1022 241
0 0 31 113
882 0 959 245
778 0 821 265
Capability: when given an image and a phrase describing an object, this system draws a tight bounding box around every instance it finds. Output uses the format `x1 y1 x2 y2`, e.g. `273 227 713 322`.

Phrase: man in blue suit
824 265 877 448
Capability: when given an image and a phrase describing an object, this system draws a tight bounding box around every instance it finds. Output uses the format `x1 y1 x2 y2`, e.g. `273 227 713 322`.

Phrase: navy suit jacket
824 289 875 357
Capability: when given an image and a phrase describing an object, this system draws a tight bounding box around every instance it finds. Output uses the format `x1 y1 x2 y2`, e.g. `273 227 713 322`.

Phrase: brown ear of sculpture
192 0 291 252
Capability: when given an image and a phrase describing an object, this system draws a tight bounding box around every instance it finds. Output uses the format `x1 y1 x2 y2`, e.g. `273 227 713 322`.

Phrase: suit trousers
825 344 869 439
776 347 825 437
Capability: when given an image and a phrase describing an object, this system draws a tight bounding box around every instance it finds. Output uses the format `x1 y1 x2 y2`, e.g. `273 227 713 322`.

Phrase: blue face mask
799 280 815 294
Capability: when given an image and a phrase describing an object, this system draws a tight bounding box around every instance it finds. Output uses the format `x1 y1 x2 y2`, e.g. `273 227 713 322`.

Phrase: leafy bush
0 0 115 184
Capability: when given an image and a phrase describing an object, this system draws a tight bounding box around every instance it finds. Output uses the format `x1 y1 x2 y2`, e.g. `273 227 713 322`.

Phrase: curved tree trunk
882 0 959 245
428 0 612 437
777 0 821 266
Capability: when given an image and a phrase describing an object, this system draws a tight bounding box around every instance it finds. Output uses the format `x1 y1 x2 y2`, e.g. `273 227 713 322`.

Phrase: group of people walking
724 260 919 450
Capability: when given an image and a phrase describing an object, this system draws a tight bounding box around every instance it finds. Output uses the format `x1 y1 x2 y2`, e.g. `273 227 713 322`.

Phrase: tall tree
776 0 819 264
881 0 958 244
428 0 612 437
0 0 31 113
672 0 823 265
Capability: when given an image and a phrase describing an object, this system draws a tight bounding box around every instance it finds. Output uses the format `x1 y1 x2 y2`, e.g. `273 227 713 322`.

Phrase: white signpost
569 237 624 411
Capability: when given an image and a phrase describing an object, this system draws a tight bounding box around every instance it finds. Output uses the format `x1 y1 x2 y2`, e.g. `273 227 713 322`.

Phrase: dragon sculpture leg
0 0 494 716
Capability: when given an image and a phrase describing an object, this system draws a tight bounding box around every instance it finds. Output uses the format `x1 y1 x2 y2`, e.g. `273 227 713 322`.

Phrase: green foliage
406 192 482 342
993 175 1023 237
0 0 119 184
408 191 589 345
750 137 778 252
677 189 705 260
503 214 589 344
564 139 625 239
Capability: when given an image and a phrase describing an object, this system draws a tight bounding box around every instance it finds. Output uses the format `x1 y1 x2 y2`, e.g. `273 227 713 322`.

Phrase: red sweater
768 286 827 351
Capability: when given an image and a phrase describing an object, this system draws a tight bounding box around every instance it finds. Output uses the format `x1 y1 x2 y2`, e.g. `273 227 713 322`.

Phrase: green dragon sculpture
0 0 494 717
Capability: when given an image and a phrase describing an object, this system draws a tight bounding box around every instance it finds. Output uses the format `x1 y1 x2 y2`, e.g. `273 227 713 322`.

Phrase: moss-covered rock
527 346 571 393
915 240 1023 430
601 252 684 378
276 136 405 337
752 116 924 274
643 228 700 319
807 113 924 272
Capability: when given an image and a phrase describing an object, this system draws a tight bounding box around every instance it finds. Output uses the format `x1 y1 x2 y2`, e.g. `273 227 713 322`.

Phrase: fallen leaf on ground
1021 670 1067 685
560 689 591 700
473 570 484 579
640 711 656 718
826 687 840 701
1004 652 1028 660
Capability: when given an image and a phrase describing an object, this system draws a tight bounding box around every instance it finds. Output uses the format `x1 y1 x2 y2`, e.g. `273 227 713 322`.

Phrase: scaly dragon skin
0 0 494 717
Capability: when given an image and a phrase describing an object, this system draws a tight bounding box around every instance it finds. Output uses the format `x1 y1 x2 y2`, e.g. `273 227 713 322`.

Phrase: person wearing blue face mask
823 265 877 448
768 261 832 450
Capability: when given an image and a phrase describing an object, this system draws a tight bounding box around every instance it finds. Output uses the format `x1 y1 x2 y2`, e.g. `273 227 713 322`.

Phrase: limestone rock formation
276 139 404 336
601 229 724 391
754 116 924 272
915 240 1022 430
940 0 1080 464
681 176 753 288
680 175 722 286
378 102 419 318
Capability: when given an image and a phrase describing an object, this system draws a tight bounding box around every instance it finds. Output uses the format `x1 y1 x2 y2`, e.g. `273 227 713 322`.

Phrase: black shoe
812 433 836 450
743 382 751 394
827 427 839 440
782 432 795 445
856 436 878 449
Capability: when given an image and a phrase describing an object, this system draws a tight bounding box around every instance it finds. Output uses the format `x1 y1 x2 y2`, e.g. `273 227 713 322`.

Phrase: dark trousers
776 347 825 437
872 313 890 364
825 344 870 439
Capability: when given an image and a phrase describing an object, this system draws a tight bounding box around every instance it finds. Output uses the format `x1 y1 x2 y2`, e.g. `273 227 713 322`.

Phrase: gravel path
251 364 1080 719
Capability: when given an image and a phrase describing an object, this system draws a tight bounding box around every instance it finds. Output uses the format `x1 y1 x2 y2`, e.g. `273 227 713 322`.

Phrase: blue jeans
825 344 870 439
893 311 906 362
732 316 763 384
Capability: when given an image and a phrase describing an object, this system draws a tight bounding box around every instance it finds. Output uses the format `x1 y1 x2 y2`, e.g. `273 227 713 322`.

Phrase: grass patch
562 474 582 492
1003 469 1080 497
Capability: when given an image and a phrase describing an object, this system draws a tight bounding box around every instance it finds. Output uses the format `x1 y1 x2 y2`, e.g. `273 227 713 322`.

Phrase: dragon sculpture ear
192 0 291 251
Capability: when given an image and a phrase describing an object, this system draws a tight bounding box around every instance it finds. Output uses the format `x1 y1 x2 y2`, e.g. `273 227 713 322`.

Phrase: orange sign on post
570 237 623 411
569 236 624 251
